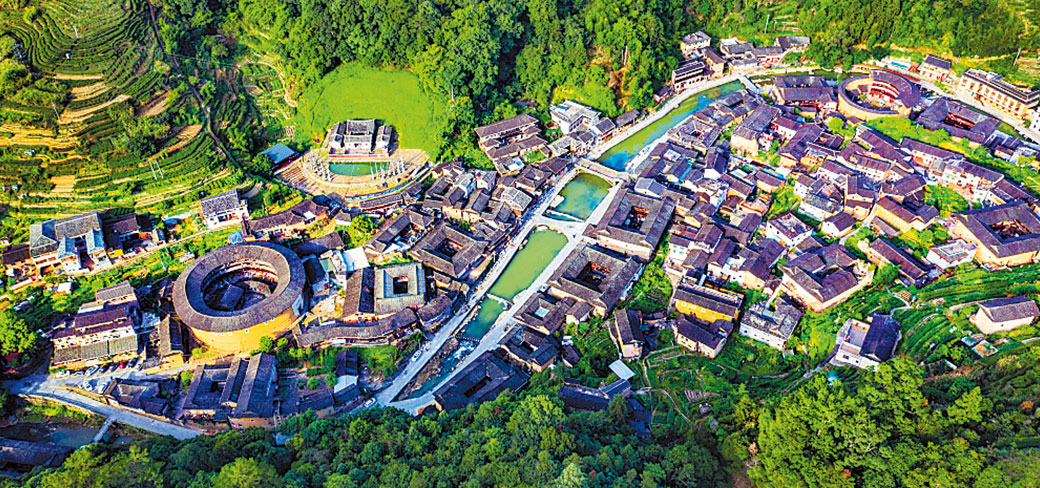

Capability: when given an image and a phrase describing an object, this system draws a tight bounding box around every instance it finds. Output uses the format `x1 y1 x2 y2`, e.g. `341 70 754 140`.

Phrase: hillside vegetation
0 0 246 241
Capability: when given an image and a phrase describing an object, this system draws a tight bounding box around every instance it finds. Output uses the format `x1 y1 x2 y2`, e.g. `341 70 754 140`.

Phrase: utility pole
50 102 59 120
764 13 771 32
73 24 79 39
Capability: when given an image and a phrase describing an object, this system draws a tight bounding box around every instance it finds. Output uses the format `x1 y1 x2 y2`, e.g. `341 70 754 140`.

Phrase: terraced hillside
0 0 235 241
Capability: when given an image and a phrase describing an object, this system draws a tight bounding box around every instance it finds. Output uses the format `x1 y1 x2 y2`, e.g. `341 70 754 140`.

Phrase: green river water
598 81 743 170
459 229 568 339
553 172 612 221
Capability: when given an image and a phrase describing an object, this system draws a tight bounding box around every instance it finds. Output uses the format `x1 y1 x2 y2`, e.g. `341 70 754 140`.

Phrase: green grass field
292 64 447 155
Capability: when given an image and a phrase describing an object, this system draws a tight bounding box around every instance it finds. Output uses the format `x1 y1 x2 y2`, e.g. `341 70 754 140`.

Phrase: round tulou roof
172 242 306 333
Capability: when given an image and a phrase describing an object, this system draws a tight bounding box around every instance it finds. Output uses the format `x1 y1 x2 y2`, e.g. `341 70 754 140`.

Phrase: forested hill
224 0 1036 160
6 355 1040 487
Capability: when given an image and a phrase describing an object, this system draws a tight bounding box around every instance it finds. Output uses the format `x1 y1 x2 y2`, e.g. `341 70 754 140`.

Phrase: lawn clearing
292 64 447 155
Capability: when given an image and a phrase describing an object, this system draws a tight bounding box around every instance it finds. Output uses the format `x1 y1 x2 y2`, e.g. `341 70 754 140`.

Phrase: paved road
388 181 624 414
374 168 583 406
6 373 200 440
376 169 624 412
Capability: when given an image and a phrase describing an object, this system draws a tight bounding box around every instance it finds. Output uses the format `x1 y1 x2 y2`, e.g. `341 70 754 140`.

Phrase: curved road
6 373 200 440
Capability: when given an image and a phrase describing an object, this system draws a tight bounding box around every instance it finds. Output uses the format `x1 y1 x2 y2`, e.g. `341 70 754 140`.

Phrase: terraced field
0 0 234 241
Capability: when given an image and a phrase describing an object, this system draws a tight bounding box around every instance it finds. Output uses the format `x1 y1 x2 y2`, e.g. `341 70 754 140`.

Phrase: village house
866 237 935 287
411 222 489 284
832 313 901 369
764 213 813 248
738 296 803 350
917 54 953 83
244 198 333 239
671 284 742 324
680 31 711 58
775 35 811 55
972 296 1040 334
870 197 939 235
500 327 560 372
325 120 392 156
672 314 733 359
181 353 279 429
363 210 435 262
199 190 249 231
546 245 641 317
672 58 709 92
29 213 110 274
610 309 645 359
433 350 528 411
951 201 1040 267
474 114 546 176
551 100 602 135
821 212 857 238
515 293 588 336
781 244 870 312
51 303 140 369
956 69 1040 120
590 188 675 261
771 76 836 114
926 239 977 269
916 98 1000 145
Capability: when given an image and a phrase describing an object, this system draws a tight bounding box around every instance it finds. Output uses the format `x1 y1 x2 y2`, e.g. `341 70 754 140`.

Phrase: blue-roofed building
29 213 112 274
263 144 299 169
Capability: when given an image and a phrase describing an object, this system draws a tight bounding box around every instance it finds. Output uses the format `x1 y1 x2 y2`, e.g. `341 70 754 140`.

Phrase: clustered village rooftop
11 30 1040 438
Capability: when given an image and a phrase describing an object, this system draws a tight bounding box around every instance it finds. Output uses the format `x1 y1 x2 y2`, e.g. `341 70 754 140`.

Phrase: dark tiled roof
1 243 30 265
611 308 645 346
868 238 932 284
979 296 1040 323
434 350 529 411
172 242 306 333
199 190 242 218
922 54 952 70
475 114 539 139
547 245 641 313
953 201 1040 258
858 313 900 361
411 222 488 279
673 315 732 350
296 231 345 257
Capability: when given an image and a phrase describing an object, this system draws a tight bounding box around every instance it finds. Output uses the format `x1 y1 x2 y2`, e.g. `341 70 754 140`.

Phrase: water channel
0 422 125 449
404 228 568 399
403 82 749 402
598 81 743 170
459 228 568 339
552 172 612 221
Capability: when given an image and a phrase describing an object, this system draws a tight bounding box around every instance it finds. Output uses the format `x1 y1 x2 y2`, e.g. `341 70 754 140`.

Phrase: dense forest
5 356 1040 487
155 0 1034 160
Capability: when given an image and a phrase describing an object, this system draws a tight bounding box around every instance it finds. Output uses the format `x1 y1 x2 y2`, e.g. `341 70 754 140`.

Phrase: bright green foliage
0 310 37 355
752 359 992 488
11 395 728 488
292 64 447 155
765 183 800 220
873 263 900 287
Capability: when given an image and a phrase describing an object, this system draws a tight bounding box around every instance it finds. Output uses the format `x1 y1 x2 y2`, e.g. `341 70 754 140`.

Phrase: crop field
292 63 447 155
0 0 234 242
